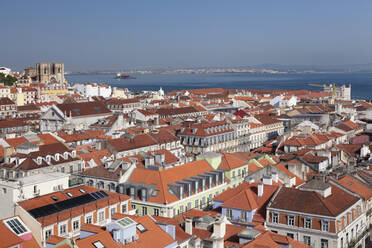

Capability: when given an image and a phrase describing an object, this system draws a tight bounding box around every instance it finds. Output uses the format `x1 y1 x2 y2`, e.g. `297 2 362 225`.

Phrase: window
272 213 278 223
59 224 67 235
142 206 147 215
154 208 160 216
98 211 105 222
86 216 92 224
321 239 328 248
321 220 329 232
73 220 79 231
226 209 233 219
132 204 136 209
338 220 342 231
45 229 52 240
187 202 192 210
288 216 295 226
241 211 247 221
121 204 127 213
110 207 116 218
304 218 311 228
195 199 199 209
303 236 311 246
287 233 294 239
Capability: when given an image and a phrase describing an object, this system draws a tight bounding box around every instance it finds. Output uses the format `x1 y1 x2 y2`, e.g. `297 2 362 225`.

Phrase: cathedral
36 62 65 84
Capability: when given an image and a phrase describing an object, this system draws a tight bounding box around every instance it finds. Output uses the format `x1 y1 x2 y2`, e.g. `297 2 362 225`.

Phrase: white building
0 67 11 76
73 83 112 98
0 172 69 219
270 95 297 108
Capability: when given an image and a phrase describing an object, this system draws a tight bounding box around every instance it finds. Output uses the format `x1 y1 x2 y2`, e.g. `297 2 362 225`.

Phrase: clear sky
1 0 372 71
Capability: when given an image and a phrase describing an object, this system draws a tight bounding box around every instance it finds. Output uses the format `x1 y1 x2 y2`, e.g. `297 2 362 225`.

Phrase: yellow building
41 84 68 99
112 87 128 99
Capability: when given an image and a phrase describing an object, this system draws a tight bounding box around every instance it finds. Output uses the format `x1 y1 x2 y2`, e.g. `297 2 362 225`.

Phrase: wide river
65 72 372 100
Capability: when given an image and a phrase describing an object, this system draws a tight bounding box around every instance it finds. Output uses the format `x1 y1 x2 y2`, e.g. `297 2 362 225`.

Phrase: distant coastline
65 68 372 76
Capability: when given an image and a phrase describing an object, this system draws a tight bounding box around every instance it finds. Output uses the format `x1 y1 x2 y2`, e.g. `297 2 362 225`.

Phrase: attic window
51 196 59 201
136 224 147 233
92 241 105 248
66 192 73 197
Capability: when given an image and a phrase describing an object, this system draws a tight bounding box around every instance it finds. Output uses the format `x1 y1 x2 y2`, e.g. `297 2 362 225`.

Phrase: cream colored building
0 172 69 219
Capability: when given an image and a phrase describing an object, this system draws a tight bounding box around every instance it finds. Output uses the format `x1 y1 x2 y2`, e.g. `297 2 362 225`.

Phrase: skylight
136 224 147 233
66 192 73 197
79 188 87 194
92 241 105 248
5 218 28 235
51 196 59 201
117 217 136 227
152 190 159 197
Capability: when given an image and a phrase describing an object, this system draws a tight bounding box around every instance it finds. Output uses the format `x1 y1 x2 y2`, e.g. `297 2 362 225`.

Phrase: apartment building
120 159 227 218
105 98 142 113
40 101 112 132
0 172 69 219
177 120 238 155
15 185 131 247
266 176 368 248
0 142 83 179
108 129 183 158
0 97 16 118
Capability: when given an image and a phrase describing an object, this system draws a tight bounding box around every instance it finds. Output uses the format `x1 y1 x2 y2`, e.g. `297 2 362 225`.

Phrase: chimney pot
185 218 192 235
258 182 264 197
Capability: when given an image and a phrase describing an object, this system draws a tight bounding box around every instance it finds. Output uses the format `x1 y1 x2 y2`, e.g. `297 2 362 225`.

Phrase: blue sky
1 0 372 71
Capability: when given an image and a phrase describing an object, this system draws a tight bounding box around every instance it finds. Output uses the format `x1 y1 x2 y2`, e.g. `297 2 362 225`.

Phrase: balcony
347 226 368 248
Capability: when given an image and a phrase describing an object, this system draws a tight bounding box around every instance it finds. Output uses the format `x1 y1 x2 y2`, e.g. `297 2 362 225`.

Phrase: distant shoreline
65 70 372 76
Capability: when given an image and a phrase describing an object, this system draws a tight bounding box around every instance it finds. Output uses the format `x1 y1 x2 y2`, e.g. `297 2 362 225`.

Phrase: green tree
0 73 17 86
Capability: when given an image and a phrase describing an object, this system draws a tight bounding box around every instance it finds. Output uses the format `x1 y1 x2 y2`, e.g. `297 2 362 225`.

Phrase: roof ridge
312 190 335 216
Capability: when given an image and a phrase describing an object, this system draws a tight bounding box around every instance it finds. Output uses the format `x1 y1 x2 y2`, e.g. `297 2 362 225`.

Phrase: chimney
272 171 278 183
258 182 264 197
213 218 226 239
185 218 192 235
213 216 226 248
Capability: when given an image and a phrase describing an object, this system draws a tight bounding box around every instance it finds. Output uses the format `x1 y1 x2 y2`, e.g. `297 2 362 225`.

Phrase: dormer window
63 152 68 160
321 220 329 232
37 157 42 165
46 155 51 163
272 212 278 223
288 215 295 226
304 218 312 228
71 150 76 158
55 154 59 161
